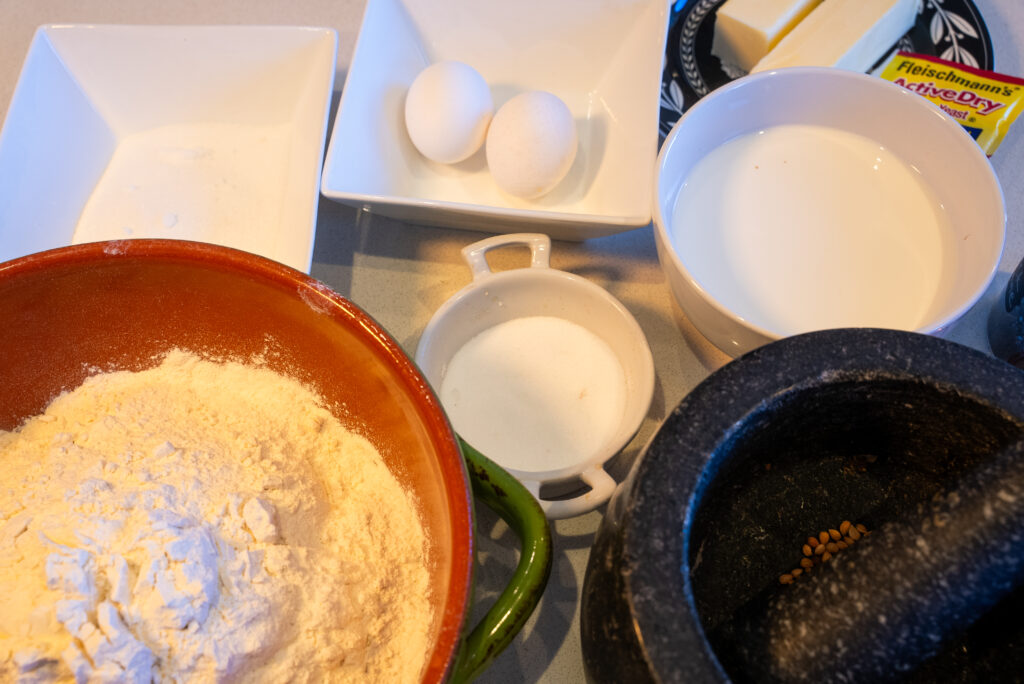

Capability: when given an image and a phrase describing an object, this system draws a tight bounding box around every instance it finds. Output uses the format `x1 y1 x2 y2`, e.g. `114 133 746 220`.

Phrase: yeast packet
880 51 1024 155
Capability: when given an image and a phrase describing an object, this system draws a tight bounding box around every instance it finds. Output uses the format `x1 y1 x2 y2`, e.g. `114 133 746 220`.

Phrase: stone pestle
712 438 1024 683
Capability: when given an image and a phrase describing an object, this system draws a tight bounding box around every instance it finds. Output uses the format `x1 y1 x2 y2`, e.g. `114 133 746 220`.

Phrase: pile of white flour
0 350 432 683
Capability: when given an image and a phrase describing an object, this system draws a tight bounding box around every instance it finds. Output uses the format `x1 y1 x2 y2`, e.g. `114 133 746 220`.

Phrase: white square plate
0 25 337 273
320 0 668 240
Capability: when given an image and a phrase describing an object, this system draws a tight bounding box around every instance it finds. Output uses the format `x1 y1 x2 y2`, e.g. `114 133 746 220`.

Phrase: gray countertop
1 1 1022 681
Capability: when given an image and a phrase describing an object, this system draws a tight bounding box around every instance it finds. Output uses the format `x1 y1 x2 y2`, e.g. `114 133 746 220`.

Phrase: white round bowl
653 67 1006 357
415 233 655 519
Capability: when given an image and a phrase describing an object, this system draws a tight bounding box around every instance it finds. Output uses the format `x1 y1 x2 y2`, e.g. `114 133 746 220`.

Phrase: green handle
449 438 553 683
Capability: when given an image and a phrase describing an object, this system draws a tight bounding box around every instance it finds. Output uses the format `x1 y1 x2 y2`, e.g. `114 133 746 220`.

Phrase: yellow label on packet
880 51 1024 155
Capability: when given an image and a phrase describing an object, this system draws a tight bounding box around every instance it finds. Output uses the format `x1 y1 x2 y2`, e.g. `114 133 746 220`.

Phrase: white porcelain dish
415 234 655 519
653 67 1006 357
0 25 337 273
320 0 669 241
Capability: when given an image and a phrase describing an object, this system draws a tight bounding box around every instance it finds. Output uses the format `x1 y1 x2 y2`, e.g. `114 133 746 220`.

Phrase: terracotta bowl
0 239 549 682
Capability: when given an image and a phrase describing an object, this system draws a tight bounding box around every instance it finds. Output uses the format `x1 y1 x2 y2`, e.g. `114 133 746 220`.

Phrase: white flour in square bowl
0 350 432 683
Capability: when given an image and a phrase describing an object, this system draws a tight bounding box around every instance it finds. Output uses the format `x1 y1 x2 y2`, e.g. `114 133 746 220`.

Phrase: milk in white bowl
652 68 1005 357
670 123 957 336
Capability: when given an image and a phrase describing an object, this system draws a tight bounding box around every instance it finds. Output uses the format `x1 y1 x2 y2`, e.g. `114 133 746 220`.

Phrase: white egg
485 91 578 199
404 61 493 164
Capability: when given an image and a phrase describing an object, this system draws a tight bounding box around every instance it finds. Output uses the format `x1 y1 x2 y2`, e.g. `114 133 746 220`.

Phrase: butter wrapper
880 51 1024 155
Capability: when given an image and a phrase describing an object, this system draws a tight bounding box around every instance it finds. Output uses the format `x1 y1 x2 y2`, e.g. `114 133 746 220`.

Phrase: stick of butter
712 0 823 73
751 0 919 74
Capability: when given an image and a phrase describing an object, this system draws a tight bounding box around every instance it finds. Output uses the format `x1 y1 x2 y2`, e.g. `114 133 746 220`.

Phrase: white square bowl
0 25 337 273
320 0 669 240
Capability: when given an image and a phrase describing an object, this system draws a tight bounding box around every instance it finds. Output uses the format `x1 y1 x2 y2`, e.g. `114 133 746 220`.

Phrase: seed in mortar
791 568 803 578
780 573 795 584
829 528 842 541
783 521 871 585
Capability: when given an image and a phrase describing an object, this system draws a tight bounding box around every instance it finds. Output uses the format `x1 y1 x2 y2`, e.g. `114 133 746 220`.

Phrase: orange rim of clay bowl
0 239 472 683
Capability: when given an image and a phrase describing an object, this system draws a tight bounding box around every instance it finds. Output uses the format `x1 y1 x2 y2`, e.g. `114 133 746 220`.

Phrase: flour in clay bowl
0 349 433 683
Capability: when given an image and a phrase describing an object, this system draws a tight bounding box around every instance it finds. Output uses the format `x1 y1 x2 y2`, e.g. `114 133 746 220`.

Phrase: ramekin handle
537 467 618 521
461 233 552 282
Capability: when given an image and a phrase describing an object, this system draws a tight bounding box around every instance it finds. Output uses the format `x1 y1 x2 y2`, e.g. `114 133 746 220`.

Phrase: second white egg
404 61 493 164
485 91 578 199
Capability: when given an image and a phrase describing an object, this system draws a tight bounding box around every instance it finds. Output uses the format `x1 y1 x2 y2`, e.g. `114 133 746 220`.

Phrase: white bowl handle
462 233 551 282
522 466 618 520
